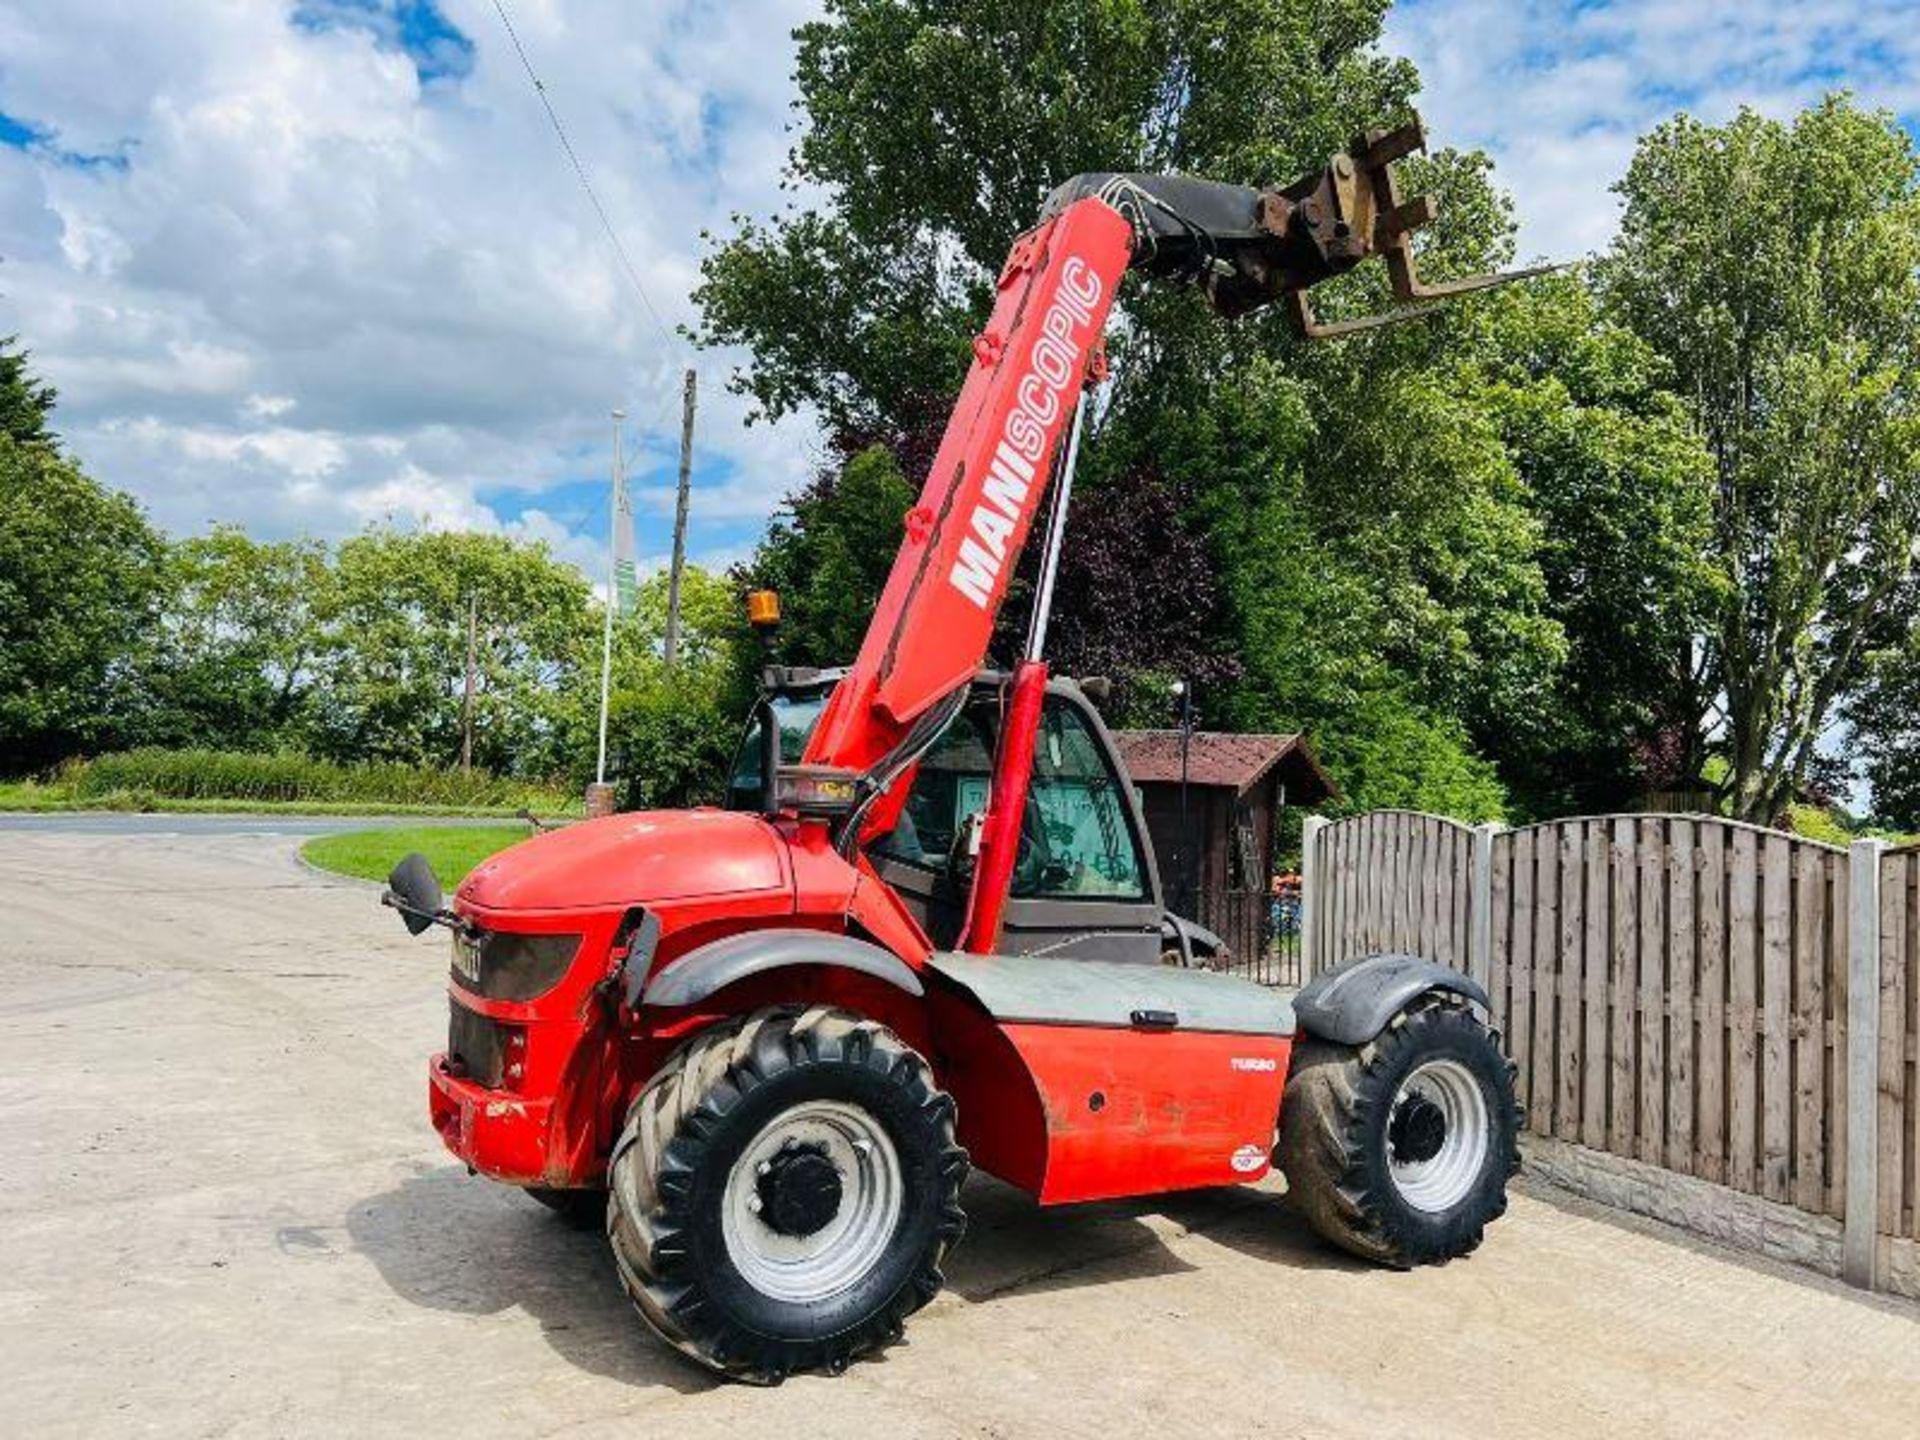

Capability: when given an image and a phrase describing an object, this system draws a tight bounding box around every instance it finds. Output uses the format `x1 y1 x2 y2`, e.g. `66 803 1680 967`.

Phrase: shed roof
1111 730 1339 804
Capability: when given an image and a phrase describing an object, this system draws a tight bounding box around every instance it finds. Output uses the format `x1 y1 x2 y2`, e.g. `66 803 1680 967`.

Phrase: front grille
447 1000 509 1088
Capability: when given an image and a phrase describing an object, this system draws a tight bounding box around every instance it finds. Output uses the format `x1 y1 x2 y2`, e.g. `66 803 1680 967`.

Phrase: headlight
450 928 582 1001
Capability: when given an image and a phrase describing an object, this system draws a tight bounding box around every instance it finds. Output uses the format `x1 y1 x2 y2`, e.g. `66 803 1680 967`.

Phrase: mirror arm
380 891 472 935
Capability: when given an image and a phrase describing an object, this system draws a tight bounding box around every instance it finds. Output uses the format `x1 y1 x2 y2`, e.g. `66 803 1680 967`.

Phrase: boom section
801 196 1132 775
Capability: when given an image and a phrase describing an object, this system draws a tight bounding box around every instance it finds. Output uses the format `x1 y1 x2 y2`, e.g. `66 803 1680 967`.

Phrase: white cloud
1386 0 1920 260
5 0 1915 586
0 0 824 577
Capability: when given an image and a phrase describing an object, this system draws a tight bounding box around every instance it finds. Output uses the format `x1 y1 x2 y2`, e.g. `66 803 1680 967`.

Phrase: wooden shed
1111 730 1337 962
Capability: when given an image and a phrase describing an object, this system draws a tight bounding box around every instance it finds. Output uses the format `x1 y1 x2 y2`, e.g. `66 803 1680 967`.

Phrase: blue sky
1385 0 1920 258
2 0 1918 587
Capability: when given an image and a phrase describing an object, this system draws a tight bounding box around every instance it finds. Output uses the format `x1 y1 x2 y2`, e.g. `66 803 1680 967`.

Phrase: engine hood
456 808 790 914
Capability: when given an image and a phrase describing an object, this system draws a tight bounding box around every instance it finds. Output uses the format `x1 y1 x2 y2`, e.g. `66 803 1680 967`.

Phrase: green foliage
701 0 1596 819
67 749 571 811
129 526 334 751
609 670 742 810
740 445 916 669
311 529 594 775
696 0 1418 430
300 825 534 886
0 335 57 447
1850 640 1920 830
539 565 752 807
1464 275 1718 812
1600 96 1920 821
0 435 167 771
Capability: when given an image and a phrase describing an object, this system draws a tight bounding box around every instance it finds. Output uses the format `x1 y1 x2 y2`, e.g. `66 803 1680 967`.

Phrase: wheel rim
721 1100 903 1304
1386 1057 1489 1213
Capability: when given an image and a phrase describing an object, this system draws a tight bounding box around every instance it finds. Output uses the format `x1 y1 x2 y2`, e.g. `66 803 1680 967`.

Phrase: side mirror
1077 675 1113 705
383 852 445 937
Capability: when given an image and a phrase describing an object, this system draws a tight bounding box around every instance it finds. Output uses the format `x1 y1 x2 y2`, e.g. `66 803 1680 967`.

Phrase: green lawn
300 824 534 887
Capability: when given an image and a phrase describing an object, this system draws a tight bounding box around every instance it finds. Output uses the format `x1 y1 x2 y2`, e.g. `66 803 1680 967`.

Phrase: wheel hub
1384 1057 1491 1214
756 1143 843 1237
1389 1091 1448 1164
721 1100 906 1305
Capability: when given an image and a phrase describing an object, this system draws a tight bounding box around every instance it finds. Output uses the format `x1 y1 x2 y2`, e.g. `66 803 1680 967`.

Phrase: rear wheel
607 1005 968 1384
1279 998 1519 1266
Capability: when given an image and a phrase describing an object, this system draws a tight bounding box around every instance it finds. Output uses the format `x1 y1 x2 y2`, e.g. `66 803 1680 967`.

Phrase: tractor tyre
606 1005 969 1385
525 1187 605 1227
1278 997 1519 1267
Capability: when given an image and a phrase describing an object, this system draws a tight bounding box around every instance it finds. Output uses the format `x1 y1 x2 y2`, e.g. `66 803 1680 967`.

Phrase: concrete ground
5 821 1919 1439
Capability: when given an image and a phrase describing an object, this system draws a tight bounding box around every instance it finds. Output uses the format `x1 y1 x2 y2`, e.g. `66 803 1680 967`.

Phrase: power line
488 0 681 354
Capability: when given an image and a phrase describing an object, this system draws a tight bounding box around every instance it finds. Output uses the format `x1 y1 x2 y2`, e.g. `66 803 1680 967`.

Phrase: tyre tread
607 1005 966 1384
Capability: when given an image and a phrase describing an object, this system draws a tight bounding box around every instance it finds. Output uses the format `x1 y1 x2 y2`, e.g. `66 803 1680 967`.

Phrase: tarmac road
4 820 1919 1439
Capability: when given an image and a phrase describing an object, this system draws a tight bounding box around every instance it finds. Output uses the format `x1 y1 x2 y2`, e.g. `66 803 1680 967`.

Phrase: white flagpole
596 407 625 786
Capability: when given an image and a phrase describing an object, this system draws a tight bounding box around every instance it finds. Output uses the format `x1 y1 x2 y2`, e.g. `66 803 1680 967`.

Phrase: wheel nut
756 1160 771 1177
747 1194 762 1214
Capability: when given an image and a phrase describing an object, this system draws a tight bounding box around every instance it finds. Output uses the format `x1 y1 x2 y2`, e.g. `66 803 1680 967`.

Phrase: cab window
867 706 994 868
1018 701 1144 900
725 693 827 811
871 696 1145 901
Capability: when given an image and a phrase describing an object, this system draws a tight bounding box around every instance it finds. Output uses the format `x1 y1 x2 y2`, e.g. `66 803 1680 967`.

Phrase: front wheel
607 1005 969 1384
1278 998 1519 1267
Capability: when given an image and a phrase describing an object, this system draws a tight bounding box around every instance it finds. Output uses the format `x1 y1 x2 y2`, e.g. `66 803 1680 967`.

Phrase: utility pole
664 367 696 667
460 590 478 773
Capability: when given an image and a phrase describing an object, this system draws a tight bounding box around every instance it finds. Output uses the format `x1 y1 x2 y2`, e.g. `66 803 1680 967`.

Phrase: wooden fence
1299 810 1920 1294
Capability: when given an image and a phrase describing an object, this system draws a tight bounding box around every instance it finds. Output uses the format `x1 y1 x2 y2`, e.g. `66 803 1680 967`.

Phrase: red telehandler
385 116 1534 1384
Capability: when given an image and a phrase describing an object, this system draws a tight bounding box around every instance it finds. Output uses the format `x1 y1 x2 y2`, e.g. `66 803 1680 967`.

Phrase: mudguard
640 928 925 1009
1292 952 1489 1047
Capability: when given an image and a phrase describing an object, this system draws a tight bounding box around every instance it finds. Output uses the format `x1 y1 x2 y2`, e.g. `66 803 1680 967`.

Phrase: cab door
868 685 1166 964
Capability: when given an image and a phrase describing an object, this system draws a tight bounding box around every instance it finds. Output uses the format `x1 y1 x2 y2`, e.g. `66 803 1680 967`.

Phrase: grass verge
1 750 581 817
300 825 535 886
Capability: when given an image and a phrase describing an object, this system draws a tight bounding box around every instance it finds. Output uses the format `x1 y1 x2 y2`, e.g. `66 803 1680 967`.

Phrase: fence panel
1882 848 1920 1244
1303 811 1872 1269
1313 810 1479 977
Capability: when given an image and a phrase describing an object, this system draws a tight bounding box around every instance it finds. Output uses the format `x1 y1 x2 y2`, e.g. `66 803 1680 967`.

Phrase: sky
2 0 1918 589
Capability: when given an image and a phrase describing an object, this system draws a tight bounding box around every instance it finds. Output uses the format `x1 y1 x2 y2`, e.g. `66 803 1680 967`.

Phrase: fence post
1470 823 1499 992
1300 814 1328 981
1844 839 1886 1290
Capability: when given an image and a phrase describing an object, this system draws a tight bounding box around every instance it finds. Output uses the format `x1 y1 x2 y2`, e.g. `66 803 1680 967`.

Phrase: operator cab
726 671 1181 965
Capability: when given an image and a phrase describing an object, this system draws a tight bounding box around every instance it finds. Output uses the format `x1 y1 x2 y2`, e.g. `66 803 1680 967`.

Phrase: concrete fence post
1470 823 1499 992
1844 839 1887 1290
1299 814 1329 981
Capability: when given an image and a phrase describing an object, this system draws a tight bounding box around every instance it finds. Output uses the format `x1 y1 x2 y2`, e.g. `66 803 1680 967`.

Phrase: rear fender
1293 952 1489 1047
639 928 925 1010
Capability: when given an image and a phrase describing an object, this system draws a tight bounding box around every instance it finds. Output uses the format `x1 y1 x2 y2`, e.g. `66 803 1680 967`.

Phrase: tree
738 444 917 669
1850 644 1920 829
1600 97 1920 822
697 0 1419 434
1463 275 1718 814
563 567 750 808
309 530 593 775
128 527 333 751
703 0 1591 818
0 335 57 448
1026 462 1240 727
0 436 166 770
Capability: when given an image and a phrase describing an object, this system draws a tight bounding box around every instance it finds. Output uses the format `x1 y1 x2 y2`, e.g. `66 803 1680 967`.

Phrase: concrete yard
4 819 1918 1438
